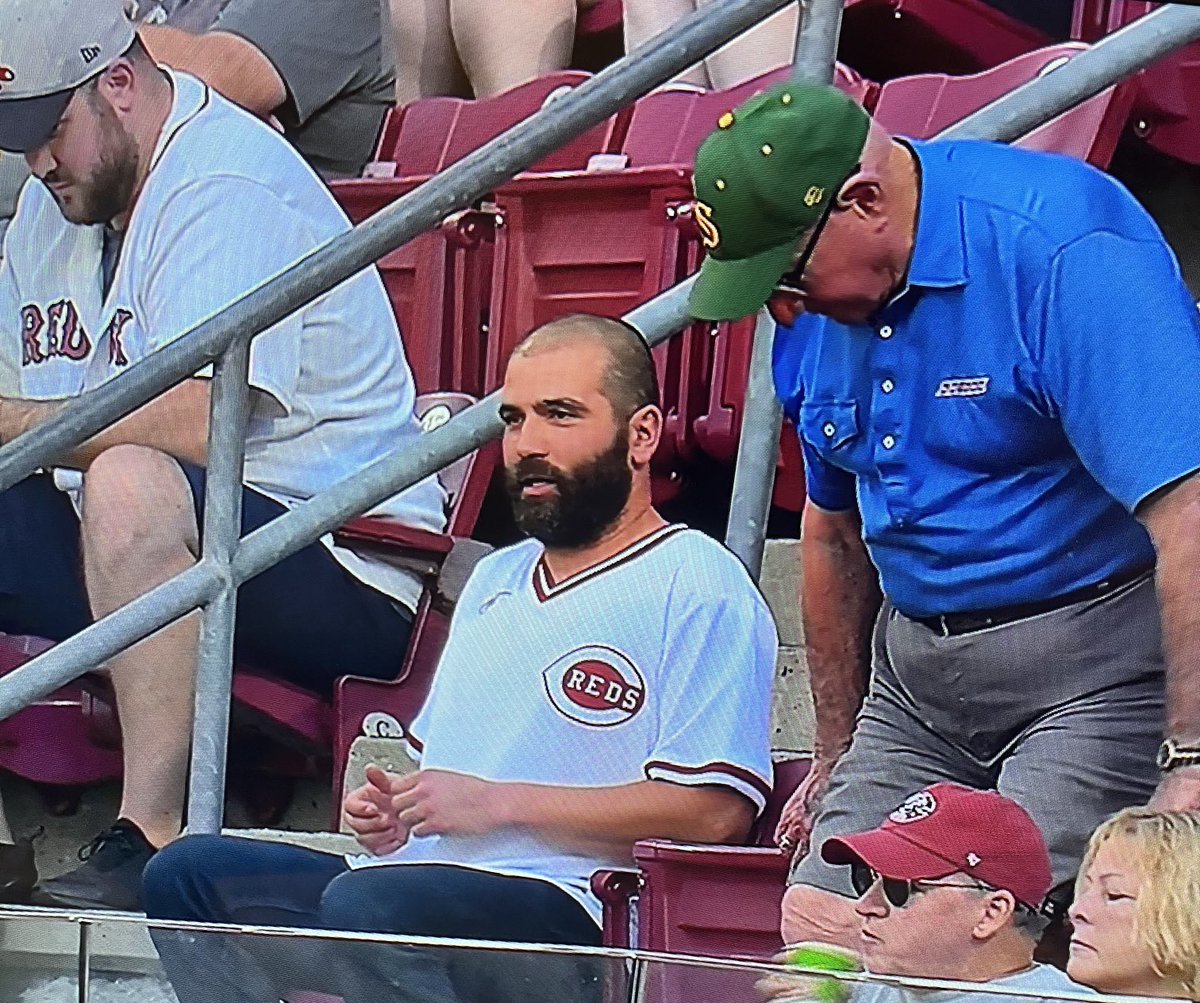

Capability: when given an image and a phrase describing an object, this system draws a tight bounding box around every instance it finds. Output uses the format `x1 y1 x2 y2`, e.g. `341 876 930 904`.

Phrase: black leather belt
910 565 1154 637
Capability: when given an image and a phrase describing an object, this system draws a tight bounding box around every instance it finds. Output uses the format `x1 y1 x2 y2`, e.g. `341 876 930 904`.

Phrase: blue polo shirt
773 139 1200 618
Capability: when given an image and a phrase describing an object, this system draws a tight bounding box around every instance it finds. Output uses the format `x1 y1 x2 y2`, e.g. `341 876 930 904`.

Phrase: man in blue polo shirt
688 82 1200 950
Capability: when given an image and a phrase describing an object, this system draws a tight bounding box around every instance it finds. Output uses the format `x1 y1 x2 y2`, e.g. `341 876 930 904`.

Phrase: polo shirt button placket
881 379 895 394
879 325 894 340
882 434 896 450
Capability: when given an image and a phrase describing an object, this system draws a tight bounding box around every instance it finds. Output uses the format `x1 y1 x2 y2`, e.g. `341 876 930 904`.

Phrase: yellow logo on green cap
803 186 825 207
696 202 720 250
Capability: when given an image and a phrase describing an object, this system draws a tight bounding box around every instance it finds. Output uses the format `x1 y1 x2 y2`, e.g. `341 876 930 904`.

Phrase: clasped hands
342 764 510 855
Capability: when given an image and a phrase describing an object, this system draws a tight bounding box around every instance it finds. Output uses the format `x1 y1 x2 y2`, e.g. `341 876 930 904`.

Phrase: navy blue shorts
0 468 413 694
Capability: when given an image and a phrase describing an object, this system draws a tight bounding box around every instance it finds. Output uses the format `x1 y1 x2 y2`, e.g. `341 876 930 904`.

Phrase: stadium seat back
621 64 877 170
1071 1 1200 167
872 42 1133 166
330 177 493 397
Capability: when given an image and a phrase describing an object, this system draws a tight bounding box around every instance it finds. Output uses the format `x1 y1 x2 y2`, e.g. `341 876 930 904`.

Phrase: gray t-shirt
0 155 30 253
854 965 1087 1003
214 0 394 178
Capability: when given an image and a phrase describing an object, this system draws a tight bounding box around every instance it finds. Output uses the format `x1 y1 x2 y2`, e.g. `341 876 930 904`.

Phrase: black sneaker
0 830 39 904
31 820 155 912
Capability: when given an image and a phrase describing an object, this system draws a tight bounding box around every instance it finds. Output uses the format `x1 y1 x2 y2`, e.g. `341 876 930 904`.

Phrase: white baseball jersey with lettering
348 524 778 922
0 70 446 609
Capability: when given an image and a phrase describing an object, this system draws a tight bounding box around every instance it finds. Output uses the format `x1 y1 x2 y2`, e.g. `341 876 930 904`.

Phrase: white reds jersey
0 70 446 609
348 524 778 922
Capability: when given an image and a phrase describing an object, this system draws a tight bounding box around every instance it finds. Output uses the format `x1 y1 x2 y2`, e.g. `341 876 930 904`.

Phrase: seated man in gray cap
0 0 445 910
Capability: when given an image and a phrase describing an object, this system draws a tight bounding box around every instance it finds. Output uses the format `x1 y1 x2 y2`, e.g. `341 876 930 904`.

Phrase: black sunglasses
850 861 987 909
773 163 864 296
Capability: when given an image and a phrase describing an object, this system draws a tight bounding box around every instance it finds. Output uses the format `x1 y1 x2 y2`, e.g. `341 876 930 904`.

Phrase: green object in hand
784 944 860 1003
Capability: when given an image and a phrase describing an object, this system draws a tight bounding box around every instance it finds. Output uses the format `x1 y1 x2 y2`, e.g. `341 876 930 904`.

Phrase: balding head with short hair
511 314 660 425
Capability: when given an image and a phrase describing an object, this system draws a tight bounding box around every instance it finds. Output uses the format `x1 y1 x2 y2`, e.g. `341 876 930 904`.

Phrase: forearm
2 379 211 469
495 780 754 857
1142 476 1200 742
139 24 286 118
801 504 880 761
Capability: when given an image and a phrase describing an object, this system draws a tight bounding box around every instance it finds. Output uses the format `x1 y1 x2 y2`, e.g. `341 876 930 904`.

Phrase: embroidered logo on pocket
934 377 990 398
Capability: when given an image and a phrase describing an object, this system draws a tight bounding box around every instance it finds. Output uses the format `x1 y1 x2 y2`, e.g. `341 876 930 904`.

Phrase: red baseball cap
821 783 1053 911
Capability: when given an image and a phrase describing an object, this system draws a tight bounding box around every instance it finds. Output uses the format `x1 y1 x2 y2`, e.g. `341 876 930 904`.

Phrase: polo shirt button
879 325 894 339
823 422 836 437
882 434 896 449
881 379 895 393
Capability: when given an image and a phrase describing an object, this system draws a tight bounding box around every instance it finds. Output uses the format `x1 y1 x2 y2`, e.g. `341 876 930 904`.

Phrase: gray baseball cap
0 0 137 153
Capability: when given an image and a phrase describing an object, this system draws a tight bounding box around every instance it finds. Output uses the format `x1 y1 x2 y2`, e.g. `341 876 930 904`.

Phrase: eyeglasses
850 861 988 909
773 162 863 297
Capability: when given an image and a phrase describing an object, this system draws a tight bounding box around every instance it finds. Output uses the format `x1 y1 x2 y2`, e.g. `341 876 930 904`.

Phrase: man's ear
628 404 663 467
95 58 138 117
837 177 885 221
972 891 1018 941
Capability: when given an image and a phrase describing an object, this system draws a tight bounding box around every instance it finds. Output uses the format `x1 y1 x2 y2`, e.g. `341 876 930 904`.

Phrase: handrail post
724 0 844 580
186 340 252 834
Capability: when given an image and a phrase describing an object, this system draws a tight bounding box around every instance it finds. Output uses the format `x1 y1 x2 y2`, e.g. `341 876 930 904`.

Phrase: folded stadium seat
591 757 811 1003
483 66 870 504
1071 1 1200 166
331 73 629 398
332 179 496 397
871 42 1134 167
0 633 123 805
232 392 500 818
840 0 1052 80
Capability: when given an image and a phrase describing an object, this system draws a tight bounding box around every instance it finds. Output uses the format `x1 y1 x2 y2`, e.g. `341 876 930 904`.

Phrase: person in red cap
816 784 1080 999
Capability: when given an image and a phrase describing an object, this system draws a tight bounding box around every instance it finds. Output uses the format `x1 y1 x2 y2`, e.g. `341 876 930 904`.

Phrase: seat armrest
633 840 790 873
590 869 641 948
334 517 454 556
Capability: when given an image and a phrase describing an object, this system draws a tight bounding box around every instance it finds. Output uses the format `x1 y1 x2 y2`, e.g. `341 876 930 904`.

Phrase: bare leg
698 0 800 91
621 0 710 88
450 0 578 97
389 0 470 105
81 445 202 849
780 883 861 950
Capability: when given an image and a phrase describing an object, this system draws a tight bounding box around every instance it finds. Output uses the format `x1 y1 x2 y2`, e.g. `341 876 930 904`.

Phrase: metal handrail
0 2 1198 833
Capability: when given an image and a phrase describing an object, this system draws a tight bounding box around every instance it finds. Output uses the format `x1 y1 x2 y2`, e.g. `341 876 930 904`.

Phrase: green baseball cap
688 83 871 321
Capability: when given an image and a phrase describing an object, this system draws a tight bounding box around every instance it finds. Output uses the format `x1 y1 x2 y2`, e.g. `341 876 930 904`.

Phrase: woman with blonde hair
1069 808 1200 1000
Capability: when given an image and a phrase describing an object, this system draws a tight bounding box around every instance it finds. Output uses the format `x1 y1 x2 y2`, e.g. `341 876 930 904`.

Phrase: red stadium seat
482 66 869 503
1072 1 1200 166
0 634 122 793
331 178 496 397
369 72 627 176
592 758 810 1003
334 73 628 397
872 42 1134 167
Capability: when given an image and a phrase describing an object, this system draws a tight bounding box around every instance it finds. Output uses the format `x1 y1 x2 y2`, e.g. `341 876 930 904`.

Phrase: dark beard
505 431 633 549
79 142 138 226
48 101 138 226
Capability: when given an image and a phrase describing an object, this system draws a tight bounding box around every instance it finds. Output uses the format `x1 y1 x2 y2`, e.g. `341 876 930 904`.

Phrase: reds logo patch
542 645 645 727
889 790 938 824
0 67 14 92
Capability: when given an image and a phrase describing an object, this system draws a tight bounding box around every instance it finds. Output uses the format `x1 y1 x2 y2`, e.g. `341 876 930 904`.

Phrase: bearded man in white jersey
142 313 778 1003
0 0 447 910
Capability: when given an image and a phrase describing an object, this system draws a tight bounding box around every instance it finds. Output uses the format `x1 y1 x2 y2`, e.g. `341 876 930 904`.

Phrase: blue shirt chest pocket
800 399 869 475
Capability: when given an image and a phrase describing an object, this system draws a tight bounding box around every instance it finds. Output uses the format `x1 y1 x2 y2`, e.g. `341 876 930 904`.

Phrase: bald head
512 314 660 424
